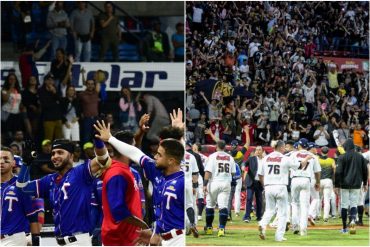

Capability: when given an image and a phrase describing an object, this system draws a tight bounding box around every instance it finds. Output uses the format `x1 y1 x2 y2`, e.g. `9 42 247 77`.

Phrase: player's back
260 151 293 185
205 151 236 182
183 151 199 183
290 150 320 178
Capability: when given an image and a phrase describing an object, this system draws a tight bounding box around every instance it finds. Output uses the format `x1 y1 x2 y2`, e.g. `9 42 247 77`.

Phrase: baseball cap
230 140 239 147
83 142 94 150
293 142 299 149
298 138 309 148
42 139 51 146
307 142 318 149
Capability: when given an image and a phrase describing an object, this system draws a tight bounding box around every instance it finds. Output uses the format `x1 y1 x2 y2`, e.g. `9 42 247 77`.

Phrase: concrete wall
89 1 184 16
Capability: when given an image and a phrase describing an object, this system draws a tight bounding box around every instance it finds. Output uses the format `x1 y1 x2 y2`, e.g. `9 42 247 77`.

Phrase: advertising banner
1 62 184 91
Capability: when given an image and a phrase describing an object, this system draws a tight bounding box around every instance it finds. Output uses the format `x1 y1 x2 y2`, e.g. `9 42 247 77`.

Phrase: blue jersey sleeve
106 175 132 222
76 160 95 185
233 165 241 180
139 156 161 183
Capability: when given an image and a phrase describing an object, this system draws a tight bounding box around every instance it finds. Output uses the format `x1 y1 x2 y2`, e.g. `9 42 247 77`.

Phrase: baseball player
318 146 336 222
1 147 41 246
94 112 185 246
192 143 208 221
258 140 302 242
307 142 320 225
96 128 149 246
290 138 321 236
335 139 368 234
184 150 199 237
16 138 111 245
203 140 236 237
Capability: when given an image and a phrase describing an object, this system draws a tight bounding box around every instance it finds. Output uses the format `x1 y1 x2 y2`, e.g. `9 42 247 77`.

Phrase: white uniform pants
206 181 231 209
330 191 337 216
62 122 80 141
161 232 184 246
185 182 194 210
340 189 360 209
1 232 27 246
320 179 333 219
291 177 310 232
197 176 204 199
259 185 288 241
309 181 320 219
358 184 364 206
233 178 242 214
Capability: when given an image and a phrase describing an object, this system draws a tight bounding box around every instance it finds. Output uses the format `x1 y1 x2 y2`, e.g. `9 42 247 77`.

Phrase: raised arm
134 113 150 149
94 120 145 164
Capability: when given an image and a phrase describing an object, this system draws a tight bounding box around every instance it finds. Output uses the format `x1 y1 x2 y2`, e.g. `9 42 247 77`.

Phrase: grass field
186 210 370 246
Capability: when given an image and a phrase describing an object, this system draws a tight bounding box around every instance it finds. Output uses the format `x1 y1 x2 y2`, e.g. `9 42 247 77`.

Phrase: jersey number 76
268 164 280 175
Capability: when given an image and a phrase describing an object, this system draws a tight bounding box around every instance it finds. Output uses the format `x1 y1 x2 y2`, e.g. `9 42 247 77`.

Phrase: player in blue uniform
94 111 185 246
15 138 111 245
1 147 41 246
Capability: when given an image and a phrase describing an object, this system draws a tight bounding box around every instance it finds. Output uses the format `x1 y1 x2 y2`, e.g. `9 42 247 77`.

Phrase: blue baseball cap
298 138 309 148
307 142 318 149
293 142 299 149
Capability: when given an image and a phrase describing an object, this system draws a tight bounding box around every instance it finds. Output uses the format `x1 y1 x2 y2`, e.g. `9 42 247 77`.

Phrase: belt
293 176 310 179
1 233 14 239
56 232 84 246
161 229 183 241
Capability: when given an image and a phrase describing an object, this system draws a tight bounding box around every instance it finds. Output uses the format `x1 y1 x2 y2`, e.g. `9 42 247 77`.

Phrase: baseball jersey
290 150 321 179
363 151 370 161
101 160 142 246
319 156 335 180
155 171 184 234
130 167 145 204
205 151 236 182
18 160 95 236
139 155 184 233
90 179 103 232
183 151 199 185
199 153 208 168
259 151 299 185
140 155 164 220
1 176 40 235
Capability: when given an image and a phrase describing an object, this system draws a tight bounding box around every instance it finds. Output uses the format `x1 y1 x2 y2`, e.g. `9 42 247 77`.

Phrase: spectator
118 87 142 132
31 139 55 179
19 41 50 88
21 76 41 139
98 1 120 62
61 85 81 141
47 1 70 60
83 142 95 160
141 93 170 142
50 48 72 96
352 123 366 148
172 22 185 62
78 79 99 144
205 118 224 144
9 130 25 156
313 124 330 147
70 1 95 62
143 20 170 62
38 74 63 141
1 73 24 141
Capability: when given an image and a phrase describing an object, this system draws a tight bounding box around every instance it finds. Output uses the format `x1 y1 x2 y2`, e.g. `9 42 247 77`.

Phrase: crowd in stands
3 1 184 62
1 1 184 179
185 1 369 149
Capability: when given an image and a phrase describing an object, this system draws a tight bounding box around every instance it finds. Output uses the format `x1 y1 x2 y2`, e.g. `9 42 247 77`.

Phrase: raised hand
139 113 150 132
170 108 184 129
93 120 112 142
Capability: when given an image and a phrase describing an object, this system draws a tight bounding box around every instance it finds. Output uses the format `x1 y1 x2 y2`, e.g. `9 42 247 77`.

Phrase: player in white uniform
184 151 199 237
307 142 321 225
258 140 304 241
290 138 321 236
203 140 236 237
192 144 208 221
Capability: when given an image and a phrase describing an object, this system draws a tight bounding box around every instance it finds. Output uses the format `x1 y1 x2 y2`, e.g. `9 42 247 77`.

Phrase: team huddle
1 109 185 246
185 130 369 242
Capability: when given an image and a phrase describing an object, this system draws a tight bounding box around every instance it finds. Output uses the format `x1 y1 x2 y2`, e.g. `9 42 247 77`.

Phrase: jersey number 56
218 163 230 173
